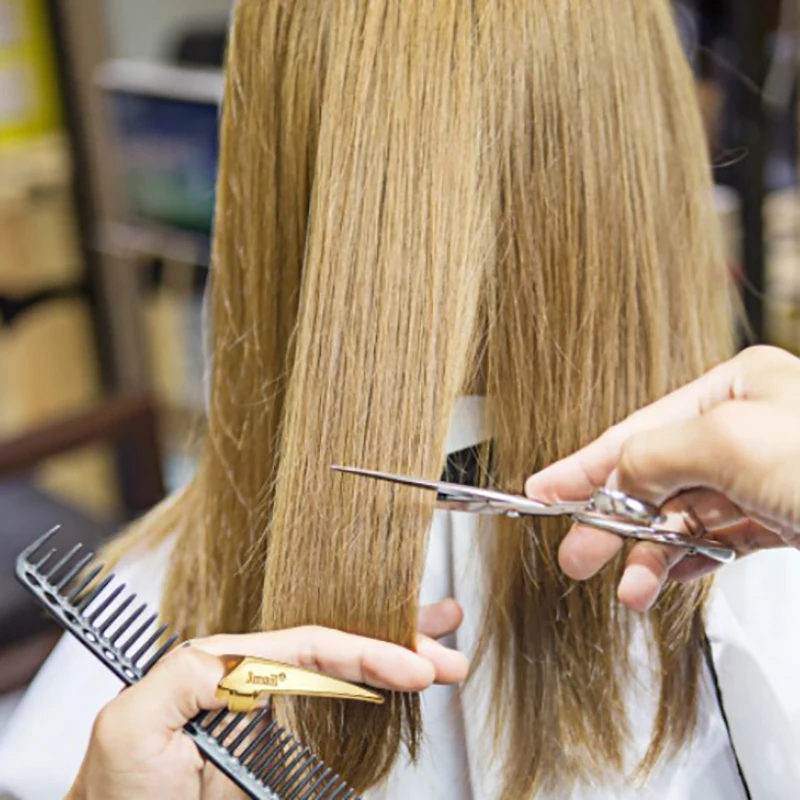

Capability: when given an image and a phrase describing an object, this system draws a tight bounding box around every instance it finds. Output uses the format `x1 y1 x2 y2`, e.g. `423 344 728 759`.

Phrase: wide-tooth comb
15 529 362 800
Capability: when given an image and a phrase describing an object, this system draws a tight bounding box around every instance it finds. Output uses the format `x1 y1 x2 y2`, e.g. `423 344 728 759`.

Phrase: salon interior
0 1 798 798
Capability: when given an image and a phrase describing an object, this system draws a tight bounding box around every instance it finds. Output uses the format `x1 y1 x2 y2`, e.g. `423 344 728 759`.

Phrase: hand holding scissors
331 466 736 566
526 346 800 611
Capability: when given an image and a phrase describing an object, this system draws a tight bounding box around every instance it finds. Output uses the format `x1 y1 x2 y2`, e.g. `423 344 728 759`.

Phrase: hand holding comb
15 528 371 800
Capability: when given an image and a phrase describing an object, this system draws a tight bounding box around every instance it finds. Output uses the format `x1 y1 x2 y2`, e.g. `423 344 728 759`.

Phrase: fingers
524 439 615 502
523 346 787 503
527 346 800 608
557 481 703 584
523 359 735 502
669 554 722 583
559 485 772 610
614 405 743 506
523 393 699 502
416 634 469 684
194 624 464 691
617 541 686 612
614 488 768 608
110 645 227 735
560 524 685 610
558 524 623 580
417 599 463 639
101 616 470 748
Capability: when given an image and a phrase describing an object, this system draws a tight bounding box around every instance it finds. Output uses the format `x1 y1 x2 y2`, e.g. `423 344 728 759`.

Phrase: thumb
614 402 745 507
114 645 227 735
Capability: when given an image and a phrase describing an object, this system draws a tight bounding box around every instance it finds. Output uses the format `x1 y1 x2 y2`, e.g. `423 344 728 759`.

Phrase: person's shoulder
706 551 800 791
713 549 800 633
0 538 174 800
709 549 800 717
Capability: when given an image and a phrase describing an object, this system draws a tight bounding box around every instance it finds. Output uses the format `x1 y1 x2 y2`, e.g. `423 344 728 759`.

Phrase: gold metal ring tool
216 655 386 713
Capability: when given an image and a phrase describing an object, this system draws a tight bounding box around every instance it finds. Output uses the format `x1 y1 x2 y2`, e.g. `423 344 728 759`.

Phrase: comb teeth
88 583 126 623
323 785 347 800
140 633 179 673
34 546 57 570
16 530 363 800
239 719 280 764
24 526 61 559
251 729 291 776
98 593 135 633
56 550 94 591
77 573 114 611
216 712 247 744
320 775 348 799
120 612 157 653
68 563 103 602
260 741 306 786
131 623 169 664
45 543 83 581
289 762 330 800
228 708 272 754
109 603 146 644
332 783 357 800
204 708 230 737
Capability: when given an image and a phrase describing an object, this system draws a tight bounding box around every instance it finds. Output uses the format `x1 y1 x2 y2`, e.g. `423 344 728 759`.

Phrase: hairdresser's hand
525 346 800 612
66 599 467 800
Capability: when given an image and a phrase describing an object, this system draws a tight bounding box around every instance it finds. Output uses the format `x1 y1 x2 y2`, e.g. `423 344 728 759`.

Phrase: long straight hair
114 1 734 795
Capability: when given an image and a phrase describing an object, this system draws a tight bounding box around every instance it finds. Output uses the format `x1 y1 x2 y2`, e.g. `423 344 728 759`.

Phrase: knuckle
736 345 794 377
603 421 631 456
297 624 326 639
294 628 325 671
162 644 209 682
617 435 650 487
703 404 748 472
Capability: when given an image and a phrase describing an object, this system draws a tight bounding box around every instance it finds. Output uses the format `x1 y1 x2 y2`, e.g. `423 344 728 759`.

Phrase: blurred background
0 0 797 740
0 0 230 733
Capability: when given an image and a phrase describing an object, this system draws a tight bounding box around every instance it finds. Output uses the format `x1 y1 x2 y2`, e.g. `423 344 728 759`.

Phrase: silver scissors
330 465 735 564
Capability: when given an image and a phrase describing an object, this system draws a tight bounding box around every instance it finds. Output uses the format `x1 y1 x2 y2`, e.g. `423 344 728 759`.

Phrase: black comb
15 528 360 800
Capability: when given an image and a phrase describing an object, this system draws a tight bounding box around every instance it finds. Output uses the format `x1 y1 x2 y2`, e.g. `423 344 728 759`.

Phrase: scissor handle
572 513 736 564
589 488 665 525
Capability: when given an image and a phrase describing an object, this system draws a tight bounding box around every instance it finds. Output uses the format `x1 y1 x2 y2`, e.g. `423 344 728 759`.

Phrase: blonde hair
112 0 734 795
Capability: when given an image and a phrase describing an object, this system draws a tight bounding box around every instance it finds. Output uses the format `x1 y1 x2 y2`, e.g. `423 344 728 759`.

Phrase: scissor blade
330 465 559 516
330 465 447 494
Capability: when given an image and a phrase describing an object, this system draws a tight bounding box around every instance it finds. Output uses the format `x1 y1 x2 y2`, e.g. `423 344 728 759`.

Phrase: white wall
103 0 233 61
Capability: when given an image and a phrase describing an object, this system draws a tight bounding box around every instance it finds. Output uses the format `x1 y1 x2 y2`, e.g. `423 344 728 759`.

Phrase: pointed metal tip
330 464 379 478
330 464 380 476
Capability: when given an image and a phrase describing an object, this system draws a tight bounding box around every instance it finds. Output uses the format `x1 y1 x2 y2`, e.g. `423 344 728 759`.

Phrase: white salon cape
2 397 800 799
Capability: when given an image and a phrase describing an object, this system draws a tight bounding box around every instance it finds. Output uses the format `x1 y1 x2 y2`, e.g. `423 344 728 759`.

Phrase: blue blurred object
96 61 222 235
110 94 218 233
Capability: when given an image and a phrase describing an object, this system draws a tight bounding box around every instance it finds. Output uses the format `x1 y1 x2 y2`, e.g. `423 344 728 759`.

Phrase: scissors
330 465 736 564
